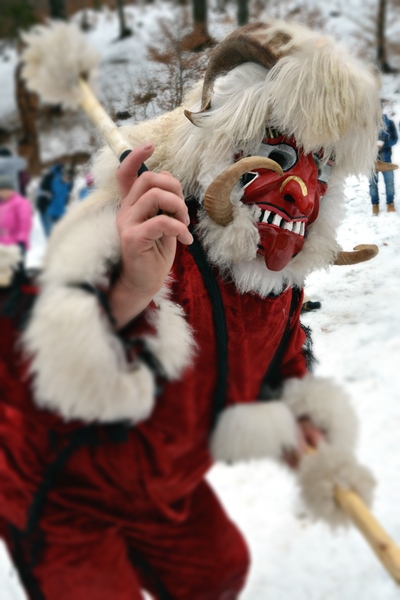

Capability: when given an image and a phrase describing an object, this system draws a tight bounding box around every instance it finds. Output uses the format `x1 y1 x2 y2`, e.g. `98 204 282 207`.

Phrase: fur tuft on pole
20 21 100 110
20 21 131 159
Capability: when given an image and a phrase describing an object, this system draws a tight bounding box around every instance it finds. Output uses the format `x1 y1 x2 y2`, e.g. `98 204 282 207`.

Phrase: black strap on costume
8 524 46 600
259 286 302 399
74 282 117 327
187 227 229 430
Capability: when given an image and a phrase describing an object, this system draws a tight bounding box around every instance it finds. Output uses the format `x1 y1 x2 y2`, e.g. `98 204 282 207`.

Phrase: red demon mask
241 132 332 271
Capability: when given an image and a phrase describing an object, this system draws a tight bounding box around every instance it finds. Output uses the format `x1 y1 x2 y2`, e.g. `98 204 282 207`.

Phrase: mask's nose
280 176 314 215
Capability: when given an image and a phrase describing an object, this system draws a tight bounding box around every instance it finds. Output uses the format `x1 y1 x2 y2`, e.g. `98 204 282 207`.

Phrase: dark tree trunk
193 0 208 38
48 0 67 20
116 0 132 39
377 0 397 73
181 0 214 51
14 62 41 176
237 0 248 26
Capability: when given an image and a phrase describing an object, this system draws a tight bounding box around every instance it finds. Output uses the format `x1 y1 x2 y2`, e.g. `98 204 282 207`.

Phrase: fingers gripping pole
334 487 400 584
78 78 132 160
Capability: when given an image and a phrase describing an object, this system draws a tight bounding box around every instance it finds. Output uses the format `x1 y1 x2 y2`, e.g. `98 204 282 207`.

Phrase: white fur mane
50 18 380 296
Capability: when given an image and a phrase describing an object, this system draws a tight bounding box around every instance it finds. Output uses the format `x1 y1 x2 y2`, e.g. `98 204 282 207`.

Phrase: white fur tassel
20 21 99 110
298 443 376 528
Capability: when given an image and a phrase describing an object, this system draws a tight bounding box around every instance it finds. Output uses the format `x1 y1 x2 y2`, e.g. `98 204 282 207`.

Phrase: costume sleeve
22 200 195 425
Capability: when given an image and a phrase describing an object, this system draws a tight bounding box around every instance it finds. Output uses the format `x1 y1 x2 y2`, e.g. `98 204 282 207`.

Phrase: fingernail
142 142 154 150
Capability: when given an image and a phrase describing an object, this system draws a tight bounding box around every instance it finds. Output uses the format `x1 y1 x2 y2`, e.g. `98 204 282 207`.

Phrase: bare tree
15 61 41 175
115 0 132 39
182 0 215 51
377 0 397 72
237 0 249 26
193 0 208 35
123 14 213 120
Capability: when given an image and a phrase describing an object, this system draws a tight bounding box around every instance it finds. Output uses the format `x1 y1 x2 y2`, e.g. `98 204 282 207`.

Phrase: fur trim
196 198 260 266
0 244 21 287
298 443 376 528
282 374 358 452
23 201 194 423
41 199 120 285
23 284 156 423
145 292 196 380
210 401 298 462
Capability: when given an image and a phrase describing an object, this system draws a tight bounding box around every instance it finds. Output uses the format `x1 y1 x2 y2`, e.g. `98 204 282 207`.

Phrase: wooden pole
334 486 400 584
305 447 400 584
78 78 132 159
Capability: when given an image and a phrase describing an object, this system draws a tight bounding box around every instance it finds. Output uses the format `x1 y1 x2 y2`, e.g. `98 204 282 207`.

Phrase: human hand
377 140 384 149
109 143 193 328
282 416 324 469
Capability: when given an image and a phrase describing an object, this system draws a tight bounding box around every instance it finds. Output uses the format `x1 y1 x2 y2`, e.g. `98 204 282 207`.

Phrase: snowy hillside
1 1 400 599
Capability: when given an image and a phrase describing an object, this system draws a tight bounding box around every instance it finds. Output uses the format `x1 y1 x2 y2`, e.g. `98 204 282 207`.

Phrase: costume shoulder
20 190 195 425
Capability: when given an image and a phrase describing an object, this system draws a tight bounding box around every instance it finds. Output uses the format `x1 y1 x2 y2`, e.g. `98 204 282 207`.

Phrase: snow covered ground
1 1 400 598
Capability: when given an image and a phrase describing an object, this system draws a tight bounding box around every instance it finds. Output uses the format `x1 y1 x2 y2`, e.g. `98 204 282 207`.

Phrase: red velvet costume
0 17 381 600
0 238 307 599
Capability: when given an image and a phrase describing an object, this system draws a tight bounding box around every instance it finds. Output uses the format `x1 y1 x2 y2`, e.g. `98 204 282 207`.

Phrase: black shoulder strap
259 286 302 398
187 227 229 430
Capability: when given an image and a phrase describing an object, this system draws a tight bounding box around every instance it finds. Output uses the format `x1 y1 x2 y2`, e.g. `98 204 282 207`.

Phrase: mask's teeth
262 210 271 223
280 219 290 230
272 214 281 226
293 221 301 234
260 211 306 235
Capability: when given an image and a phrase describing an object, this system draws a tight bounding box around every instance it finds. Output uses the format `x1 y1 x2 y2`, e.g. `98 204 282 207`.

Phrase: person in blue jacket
36 162 74 235
369 113 398 215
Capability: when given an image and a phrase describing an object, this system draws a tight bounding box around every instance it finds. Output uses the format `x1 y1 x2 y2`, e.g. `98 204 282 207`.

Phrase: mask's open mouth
256 205 306 271
259 207 306 236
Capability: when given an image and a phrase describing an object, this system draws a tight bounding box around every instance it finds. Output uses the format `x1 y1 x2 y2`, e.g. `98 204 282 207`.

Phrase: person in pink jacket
0 174 33 286
0 174 32 251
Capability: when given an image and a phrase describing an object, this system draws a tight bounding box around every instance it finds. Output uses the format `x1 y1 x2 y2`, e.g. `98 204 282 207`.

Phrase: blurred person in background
0 146 30 196
369 112 398 215
0 174 33 286
78 172 95 200
36 161 74 236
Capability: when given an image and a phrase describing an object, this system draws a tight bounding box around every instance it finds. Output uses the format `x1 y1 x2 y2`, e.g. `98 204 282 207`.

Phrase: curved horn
376 159 398 172
334 244 379 266
203 156 283 226
185 23 288 124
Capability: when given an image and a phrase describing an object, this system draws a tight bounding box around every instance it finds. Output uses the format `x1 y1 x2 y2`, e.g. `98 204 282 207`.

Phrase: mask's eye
258 143 298 172
313 153 335 184
241 171 259 189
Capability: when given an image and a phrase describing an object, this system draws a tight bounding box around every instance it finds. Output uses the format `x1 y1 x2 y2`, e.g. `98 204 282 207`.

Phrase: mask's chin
257 223 305 271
